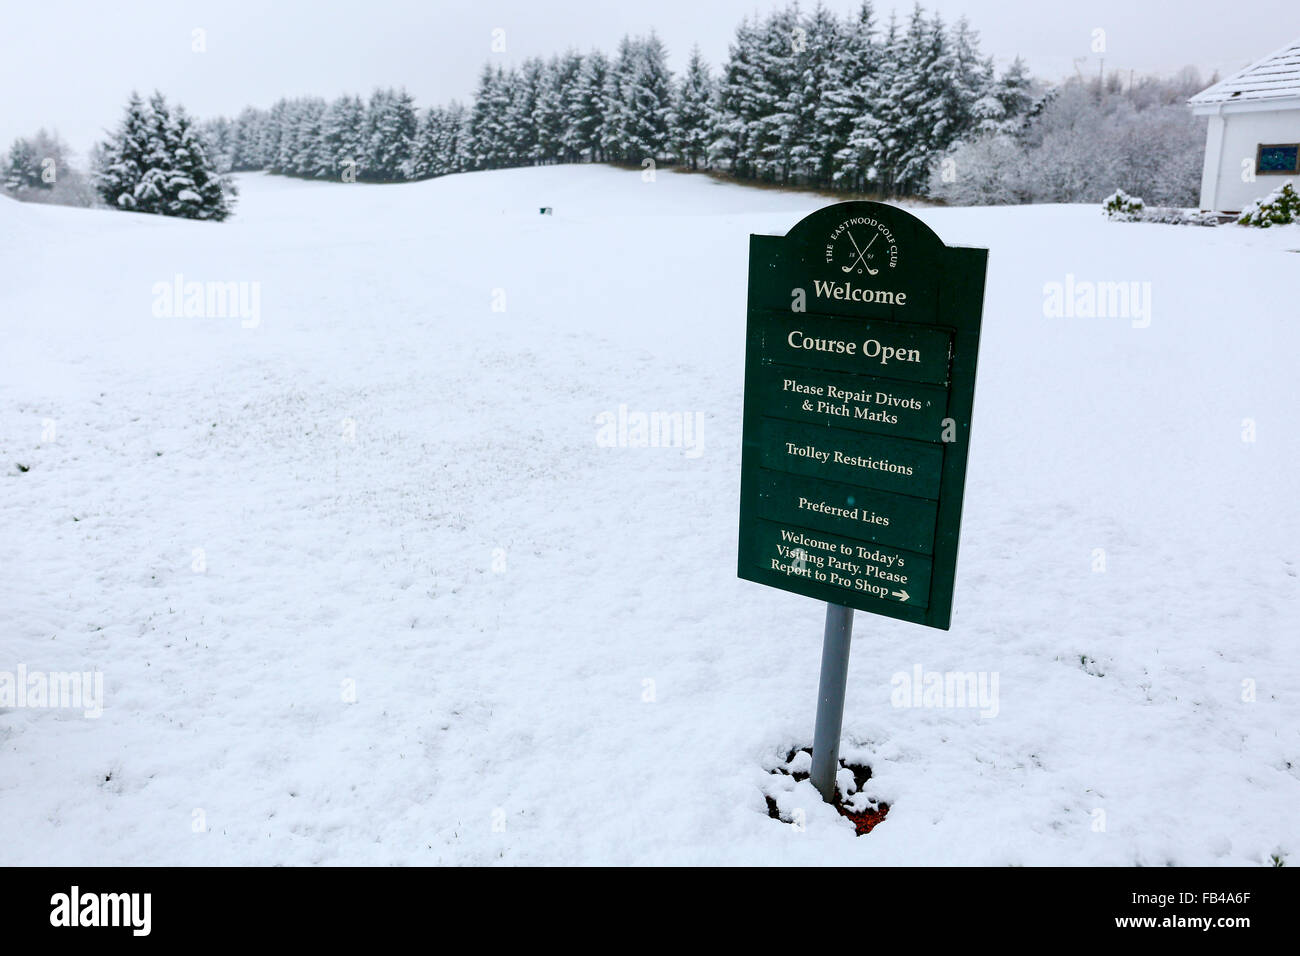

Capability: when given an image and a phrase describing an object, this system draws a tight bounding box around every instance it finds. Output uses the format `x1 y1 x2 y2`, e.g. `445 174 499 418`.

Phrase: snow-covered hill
1 165 1297 865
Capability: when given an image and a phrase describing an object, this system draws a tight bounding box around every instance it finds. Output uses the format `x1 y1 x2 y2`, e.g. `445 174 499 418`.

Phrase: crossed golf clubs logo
842 228 880 275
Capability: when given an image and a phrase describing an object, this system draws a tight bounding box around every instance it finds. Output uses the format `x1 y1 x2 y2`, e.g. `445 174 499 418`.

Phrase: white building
1190 38 1300 213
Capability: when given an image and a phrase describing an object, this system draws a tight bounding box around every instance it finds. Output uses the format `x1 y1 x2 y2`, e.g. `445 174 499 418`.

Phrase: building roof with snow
1190 37 1300 111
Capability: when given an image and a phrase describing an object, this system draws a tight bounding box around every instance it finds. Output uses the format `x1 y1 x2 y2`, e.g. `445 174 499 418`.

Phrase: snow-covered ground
1 165 1297 865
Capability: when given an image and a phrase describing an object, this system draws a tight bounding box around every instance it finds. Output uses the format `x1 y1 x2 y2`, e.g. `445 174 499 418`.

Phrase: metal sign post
811 603 855 802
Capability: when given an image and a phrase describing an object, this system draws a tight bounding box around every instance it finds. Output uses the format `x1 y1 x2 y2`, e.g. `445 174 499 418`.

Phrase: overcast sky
2 0 1295 157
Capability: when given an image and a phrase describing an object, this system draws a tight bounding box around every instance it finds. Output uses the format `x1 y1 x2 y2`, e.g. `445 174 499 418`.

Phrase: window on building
1256 144 1300 174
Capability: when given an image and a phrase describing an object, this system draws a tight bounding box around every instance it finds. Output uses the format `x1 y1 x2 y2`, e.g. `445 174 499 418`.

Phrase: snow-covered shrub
927 136 1034 205
1238 181 1299 227
1137 206 1218 226
1102 191 1218 226
1102 189 1145 221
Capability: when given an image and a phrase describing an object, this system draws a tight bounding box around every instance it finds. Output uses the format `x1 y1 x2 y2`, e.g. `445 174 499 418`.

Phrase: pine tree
537 51 584 163
443 101 472 173
261 100 289 173
569 51 608 162
365 88 418 180
165 107 204 216
927 16 985 157
3 138 46 191
321 95 367 181
362 89 391 178
553 50 586 163
749 5 801 183
169 106 235 220
273 99 305 175
793 4 846 186
601 37 636 163
412 106 442 179
974 57 1033 135
199 116 234 173
505 59 544 165
95 91 152 210
469 65 512 170
711 16 766 178
826 1 881 191
231 107 267 170
413 103 469 179
623 33 674 164
132 91 180 214
533 57 563 164
875 6 932 195
291 98 329 178
467 66 491 169
671 46 714 170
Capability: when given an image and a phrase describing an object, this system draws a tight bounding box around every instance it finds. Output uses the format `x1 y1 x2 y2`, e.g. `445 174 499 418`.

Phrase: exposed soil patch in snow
764 746 891 836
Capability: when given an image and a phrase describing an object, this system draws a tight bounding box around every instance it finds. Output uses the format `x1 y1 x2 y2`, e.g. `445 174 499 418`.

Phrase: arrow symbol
891 590 910 602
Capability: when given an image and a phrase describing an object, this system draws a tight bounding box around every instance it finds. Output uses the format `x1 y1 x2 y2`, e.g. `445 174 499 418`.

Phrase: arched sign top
782 200 949 285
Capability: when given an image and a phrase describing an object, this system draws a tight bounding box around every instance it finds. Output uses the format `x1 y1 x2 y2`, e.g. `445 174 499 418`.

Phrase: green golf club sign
738 201 988 630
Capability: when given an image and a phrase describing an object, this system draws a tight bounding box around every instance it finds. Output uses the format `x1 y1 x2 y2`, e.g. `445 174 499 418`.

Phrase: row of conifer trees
201 2 1034 197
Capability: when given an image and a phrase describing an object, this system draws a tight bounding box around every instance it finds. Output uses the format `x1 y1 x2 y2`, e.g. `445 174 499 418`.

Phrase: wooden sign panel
738 201 988 630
